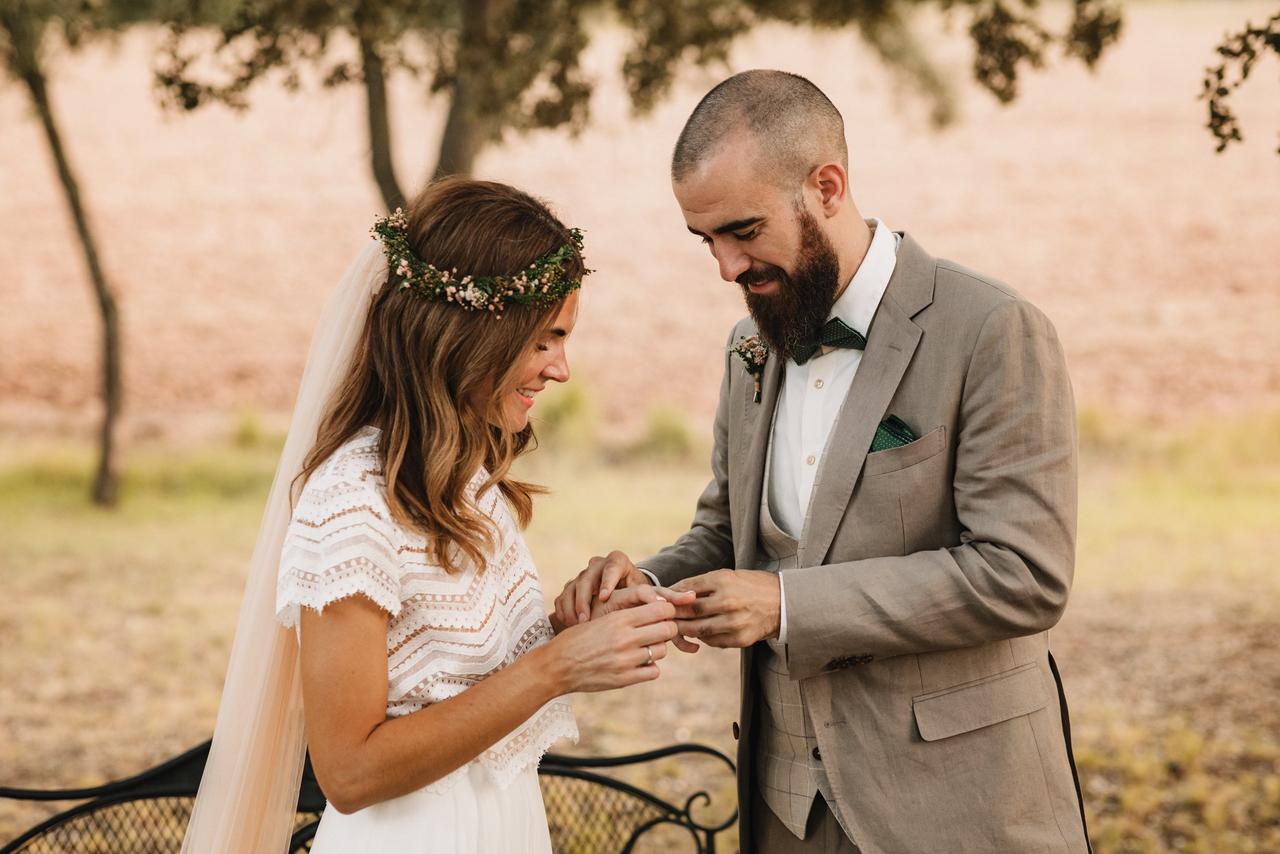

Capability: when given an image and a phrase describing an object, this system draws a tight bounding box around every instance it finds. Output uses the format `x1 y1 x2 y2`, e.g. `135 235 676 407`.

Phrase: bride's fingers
631 643 667 668
557 579 584 628
654 586 696 605
620 599 677 628
606 585 659 610
554 587 572 629
632 619 679 647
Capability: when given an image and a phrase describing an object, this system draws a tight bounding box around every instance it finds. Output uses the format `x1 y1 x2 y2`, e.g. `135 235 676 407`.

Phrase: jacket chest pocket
847 426 951 556
863 425 945 477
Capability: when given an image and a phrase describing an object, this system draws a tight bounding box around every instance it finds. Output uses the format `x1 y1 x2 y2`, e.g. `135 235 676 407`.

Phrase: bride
181 178 689 853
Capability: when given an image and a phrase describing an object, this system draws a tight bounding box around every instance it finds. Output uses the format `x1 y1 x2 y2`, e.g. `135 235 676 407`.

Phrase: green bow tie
793 317 867 365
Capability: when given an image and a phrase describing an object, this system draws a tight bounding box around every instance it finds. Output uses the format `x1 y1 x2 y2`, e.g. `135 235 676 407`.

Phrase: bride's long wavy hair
296 178 586 573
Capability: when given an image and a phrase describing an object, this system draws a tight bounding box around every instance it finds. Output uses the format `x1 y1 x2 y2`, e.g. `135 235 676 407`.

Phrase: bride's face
499 291 580 433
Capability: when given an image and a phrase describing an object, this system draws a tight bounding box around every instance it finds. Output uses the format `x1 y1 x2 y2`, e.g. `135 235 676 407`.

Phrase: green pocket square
869 415 918 453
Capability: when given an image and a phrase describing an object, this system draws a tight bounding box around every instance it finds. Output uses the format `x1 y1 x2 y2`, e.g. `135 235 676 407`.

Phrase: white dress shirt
644 219 899 646
770 219 899 643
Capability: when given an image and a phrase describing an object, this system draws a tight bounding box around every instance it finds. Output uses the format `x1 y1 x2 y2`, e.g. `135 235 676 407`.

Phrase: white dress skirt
308 763 552 854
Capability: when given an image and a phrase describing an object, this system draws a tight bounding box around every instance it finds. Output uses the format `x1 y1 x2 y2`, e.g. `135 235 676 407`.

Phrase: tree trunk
432 0 489 181
19 51 123 505
359 37 406 210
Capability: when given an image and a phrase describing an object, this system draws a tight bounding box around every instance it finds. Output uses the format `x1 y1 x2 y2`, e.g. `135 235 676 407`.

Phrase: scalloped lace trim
416 698 579 794
275 576 402 630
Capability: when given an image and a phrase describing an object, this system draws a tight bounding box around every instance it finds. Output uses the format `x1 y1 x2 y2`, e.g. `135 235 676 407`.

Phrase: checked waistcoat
753 439 853 841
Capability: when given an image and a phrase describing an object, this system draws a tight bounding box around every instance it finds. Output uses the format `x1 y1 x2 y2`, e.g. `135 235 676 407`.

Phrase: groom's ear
809 162 849 217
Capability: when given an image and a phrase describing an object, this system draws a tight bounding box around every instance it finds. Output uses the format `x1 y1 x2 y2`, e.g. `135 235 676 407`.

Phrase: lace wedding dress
275 426 578 853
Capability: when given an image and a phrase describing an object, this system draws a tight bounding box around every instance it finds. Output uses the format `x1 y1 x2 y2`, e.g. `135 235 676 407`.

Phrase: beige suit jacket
643 233 1089 854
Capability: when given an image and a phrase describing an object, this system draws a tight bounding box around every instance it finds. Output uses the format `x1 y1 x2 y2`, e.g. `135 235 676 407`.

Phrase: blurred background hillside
2 1 1278 851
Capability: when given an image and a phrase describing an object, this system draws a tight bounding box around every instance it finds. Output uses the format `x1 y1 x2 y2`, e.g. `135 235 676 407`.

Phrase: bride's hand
586 586 701 655
554 550 649 629
544 600 680 694
588 584 695 620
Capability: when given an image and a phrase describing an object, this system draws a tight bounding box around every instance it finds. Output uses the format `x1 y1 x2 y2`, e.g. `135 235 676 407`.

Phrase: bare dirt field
1 2 1278 439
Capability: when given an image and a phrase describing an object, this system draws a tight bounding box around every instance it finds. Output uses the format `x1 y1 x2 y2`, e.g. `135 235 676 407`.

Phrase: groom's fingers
672 634 701 654
596 551 633 602
674 615 729 639
573 558 606 624
669 569 731 596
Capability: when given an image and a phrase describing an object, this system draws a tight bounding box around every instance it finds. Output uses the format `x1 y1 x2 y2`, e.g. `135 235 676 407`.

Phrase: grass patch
1075 410 1280 592
1078 717 1280 853
1 411 1277 848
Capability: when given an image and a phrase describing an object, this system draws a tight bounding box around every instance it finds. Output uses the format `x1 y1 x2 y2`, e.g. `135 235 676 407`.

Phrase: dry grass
2 409 1279 850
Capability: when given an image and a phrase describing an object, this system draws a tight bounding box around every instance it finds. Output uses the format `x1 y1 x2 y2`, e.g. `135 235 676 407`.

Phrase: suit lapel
733 353 783 569
798 233 935 567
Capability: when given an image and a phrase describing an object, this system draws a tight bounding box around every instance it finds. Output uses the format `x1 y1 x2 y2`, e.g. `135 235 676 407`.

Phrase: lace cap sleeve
275 437 403 629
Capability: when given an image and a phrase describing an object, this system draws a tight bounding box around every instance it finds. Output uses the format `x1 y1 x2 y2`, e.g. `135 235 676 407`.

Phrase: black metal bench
0 742 736 853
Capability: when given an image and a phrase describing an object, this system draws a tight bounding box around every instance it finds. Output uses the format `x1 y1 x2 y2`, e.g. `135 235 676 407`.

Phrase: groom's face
674 139 841 360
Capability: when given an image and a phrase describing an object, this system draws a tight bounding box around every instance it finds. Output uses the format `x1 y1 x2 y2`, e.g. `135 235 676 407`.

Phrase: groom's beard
740 209 841 363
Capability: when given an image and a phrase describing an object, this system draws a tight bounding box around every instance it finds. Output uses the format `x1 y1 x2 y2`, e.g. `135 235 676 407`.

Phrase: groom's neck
831 209 874 301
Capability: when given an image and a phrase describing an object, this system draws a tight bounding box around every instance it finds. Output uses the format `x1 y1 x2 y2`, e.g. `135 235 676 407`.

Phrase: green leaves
1201 11 1280 156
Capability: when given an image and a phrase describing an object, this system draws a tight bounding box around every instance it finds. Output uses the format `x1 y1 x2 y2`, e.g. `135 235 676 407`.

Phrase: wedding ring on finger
644 644 655 666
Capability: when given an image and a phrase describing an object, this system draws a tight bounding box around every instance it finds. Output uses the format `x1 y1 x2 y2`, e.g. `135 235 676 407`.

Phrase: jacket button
732 721 740 740
811 746 822 761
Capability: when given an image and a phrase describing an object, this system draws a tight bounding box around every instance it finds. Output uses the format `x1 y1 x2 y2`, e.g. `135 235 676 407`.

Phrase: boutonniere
730 335 769 403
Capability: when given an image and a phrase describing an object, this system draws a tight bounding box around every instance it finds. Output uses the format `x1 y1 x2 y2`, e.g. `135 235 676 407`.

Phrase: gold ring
644 645 654 666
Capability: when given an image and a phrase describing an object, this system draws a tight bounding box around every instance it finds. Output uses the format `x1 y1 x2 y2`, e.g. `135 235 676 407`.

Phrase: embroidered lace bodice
276 426 577 789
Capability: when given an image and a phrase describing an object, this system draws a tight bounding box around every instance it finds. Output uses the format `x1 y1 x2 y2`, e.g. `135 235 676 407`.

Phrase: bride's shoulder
315 425 381 475
296 426 388 515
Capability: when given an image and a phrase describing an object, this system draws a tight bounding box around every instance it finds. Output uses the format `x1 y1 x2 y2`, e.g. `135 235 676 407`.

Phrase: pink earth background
2 2 1278 439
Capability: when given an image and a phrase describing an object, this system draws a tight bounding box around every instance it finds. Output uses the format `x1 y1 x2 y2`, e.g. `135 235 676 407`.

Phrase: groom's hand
555 551 648 629
670 570 781 648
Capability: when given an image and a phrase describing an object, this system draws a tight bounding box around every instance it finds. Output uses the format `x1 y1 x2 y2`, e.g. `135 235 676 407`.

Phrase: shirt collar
827 218 899 338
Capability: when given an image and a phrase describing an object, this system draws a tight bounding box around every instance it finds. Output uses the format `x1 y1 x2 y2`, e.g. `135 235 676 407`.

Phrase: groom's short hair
672 70 848 189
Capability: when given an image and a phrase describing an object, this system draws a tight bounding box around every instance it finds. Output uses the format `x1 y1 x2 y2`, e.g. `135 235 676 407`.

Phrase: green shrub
624 406 697 463
232 408 264 449
534 382 598 454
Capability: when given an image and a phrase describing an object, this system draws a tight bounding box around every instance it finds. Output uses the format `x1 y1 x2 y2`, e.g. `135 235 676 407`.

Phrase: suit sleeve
782 298 1078 679
638 328 739 586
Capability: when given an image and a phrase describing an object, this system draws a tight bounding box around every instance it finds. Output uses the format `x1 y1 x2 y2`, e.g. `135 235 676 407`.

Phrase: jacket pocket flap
912 662 1048 742
863 425 945 477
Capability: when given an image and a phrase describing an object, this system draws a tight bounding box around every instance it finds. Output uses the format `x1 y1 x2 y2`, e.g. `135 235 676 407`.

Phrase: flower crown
371 208 589 314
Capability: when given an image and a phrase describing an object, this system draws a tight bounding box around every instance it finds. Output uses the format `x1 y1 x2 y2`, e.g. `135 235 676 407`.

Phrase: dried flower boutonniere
731 335 769 403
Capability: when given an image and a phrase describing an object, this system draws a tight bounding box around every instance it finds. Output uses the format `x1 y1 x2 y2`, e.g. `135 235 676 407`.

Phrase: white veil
181 243 388 853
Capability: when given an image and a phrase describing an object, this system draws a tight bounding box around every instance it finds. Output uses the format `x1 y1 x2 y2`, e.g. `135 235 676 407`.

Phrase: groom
557 70 1089 853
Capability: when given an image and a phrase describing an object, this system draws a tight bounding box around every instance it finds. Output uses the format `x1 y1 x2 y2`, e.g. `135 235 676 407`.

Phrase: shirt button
814 378 825 389
812 746 822 761
805 455 816 465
